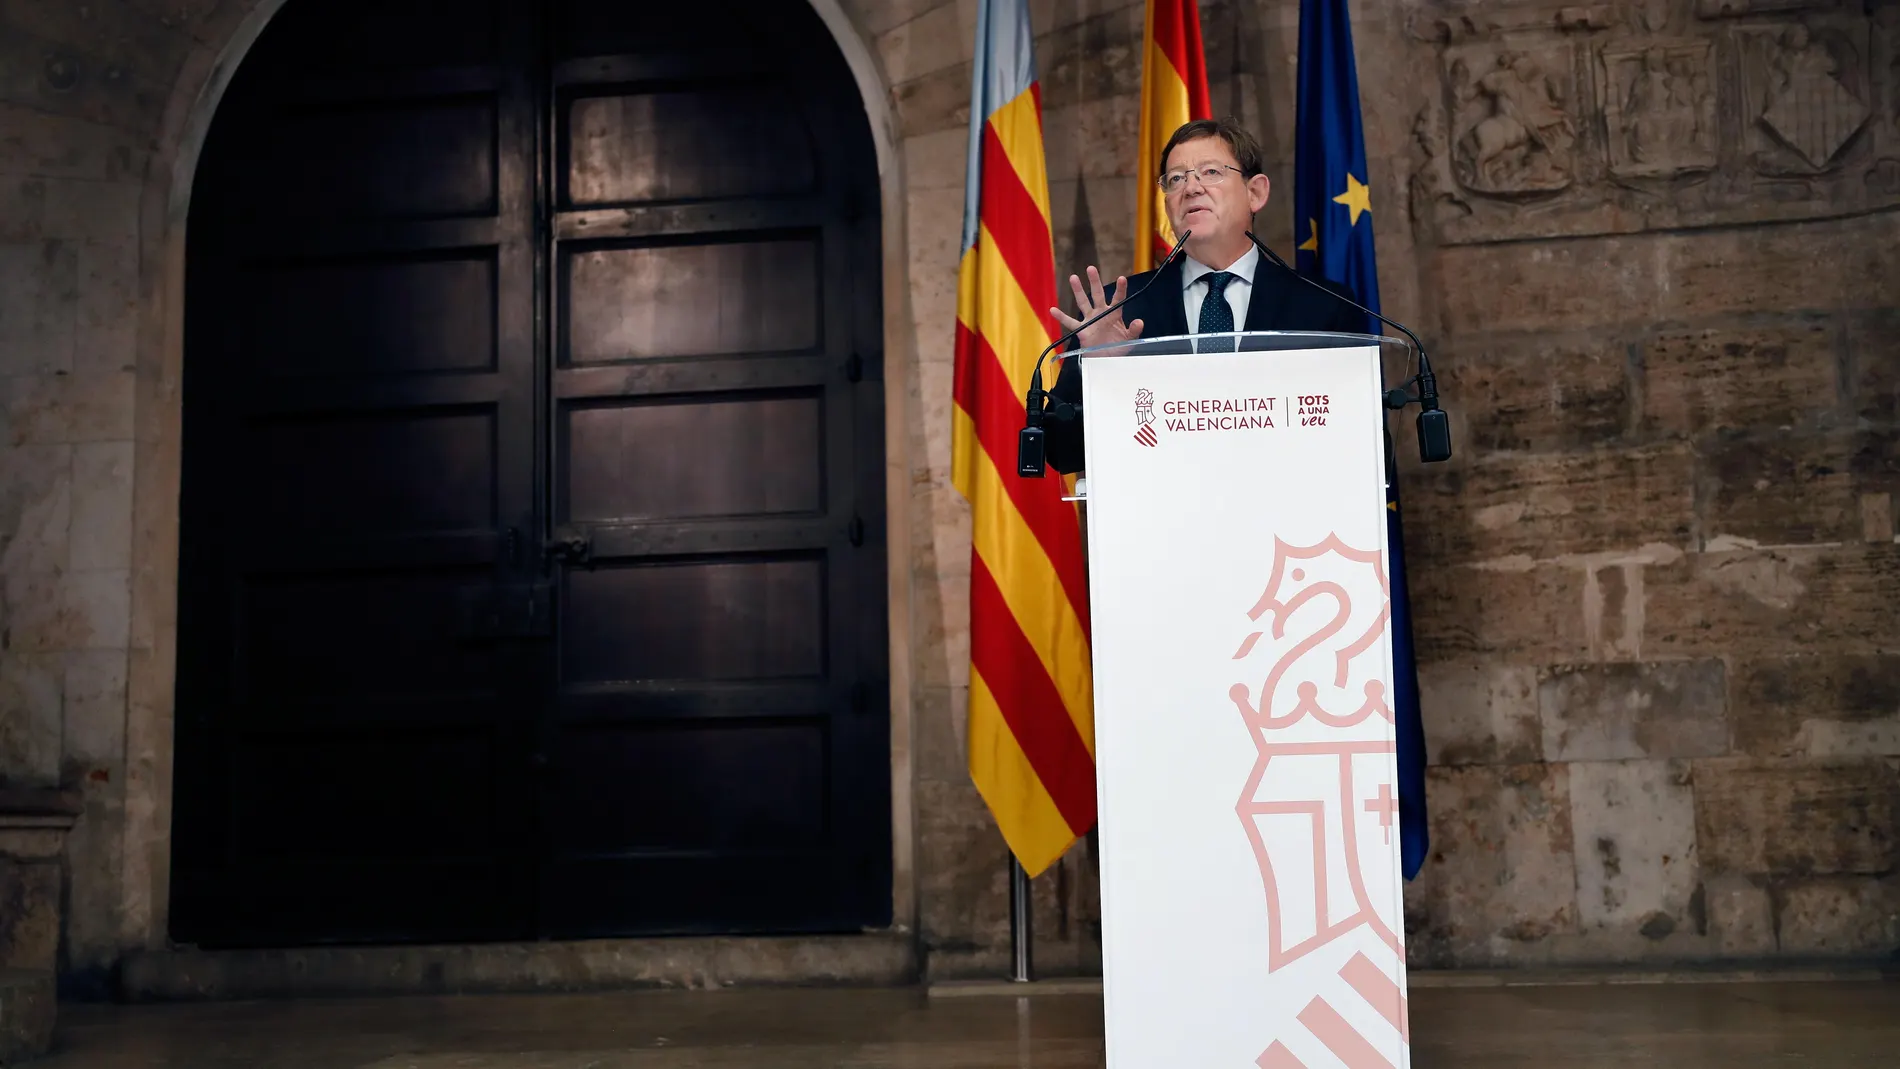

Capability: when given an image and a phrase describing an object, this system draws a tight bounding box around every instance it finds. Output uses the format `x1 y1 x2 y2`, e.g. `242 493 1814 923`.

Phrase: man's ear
1247 174 1271 214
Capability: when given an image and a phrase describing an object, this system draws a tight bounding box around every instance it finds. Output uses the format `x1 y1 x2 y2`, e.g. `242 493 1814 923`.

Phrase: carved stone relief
1600 39 1718 176
1880 5 1900 191
1405 1 1899 246
1738 21 1871 173
1410 96 1474 229
1446 45 1580 194
1628 0 1670 35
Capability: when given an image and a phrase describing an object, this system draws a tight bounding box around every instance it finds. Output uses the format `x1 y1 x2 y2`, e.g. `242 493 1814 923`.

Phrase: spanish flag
1134 0 1212 270
952 0 1096 877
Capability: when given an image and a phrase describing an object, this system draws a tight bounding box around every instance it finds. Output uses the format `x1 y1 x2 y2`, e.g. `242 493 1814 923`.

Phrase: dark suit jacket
1042 255 1369 474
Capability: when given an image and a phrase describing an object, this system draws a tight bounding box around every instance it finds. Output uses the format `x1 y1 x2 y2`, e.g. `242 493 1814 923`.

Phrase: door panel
247 409 499 535
247 253 500 377
266 96 500 221
565 85 818 205
174 0 887 947
231 730 500 859
562 392 825 522
562 557 828 683
562 237 823 362
550 721 829 852
236 573 505 702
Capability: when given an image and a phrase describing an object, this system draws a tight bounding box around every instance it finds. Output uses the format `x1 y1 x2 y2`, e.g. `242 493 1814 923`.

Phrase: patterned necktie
1198 270 1236 352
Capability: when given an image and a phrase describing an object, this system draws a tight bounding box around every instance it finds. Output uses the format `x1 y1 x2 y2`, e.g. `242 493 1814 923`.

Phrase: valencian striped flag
1134 0 1211 270
952 0 1096 876
1295 0 1430 879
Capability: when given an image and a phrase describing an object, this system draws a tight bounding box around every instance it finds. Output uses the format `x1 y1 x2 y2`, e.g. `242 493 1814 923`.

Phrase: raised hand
1050 265 1145 353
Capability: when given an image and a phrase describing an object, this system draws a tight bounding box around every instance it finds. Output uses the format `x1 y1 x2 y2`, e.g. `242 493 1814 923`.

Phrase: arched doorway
172 0 890 947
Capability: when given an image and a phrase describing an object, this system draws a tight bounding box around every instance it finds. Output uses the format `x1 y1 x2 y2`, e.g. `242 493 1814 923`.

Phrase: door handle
544 529 592 567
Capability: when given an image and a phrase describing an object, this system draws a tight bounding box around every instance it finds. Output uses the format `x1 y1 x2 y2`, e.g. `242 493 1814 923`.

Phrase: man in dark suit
1042 118 1367 474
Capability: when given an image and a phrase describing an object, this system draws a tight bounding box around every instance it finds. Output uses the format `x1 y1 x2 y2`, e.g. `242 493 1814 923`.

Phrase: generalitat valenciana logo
1133 388 1158 447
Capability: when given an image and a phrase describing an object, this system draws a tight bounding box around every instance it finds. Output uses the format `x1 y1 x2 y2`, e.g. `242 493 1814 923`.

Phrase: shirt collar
1180 244 1260 290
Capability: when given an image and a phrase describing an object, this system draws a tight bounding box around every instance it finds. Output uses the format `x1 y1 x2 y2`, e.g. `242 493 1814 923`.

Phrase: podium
1073 331 1414 1069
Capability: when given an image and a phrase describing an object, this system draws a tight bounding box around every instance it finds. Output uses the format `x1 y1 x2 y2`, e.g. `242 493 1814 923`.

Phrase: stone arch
123 0 915 957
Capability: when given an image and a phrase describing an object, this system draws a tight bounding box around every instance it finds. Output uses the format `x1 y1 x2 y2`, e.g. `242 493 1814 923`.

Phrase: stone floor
32 980 1900 1068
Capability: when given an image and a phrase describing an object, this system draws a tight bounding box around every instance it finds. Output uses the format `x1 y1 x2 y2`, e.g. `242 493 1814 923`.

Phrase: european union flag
1295 0 1430 881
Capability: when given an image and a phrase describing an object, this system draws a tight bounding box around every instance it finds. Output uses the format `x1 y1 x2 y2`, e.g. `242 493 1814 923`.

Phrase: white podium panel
1079 336 1411 1069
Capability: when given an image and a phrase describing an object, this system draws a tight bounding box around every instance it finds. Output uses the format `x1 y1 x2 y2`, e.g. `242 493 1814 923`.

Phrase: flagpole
1008 855 1034 982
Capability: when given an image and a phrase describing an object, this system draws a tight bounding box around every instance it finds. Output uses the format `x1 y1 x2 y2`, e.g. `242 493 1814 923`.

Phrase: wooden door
172 0 889 947
536 0 890 936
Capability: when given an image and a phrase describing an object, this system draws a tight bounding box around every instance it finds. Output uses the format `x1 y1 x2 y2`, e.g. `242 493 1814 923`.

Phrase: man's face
1162 136 1272 250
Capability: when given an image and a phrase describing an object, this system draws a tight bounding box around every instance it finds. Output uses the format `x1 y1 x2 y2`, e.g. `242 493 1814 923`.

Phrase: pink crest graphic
1229 534 1410 1067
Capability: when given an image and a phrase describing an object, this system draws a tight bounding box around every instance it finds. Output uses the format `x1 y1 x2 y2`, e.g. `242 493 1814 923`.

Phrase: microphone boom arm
1245 231 1451 463
1017 231 1193 477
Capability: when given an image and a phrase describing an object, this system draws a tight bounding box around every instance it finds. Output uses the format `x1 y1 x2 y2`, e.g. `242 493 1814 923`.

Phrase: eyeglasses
1159 164 1244 193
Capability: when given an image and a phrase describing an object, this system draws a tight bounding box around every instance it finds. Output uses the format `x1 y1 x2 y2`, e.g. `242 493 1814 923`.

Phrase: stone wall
0 0 182 994
0 0 1893 993
1396 0 1900 964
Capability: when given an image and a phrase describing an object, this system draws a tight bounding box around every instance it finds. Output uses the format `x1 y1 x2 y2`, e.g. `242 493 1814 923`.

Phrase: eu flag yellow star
1332 172 1371 226
1297 217 1318 253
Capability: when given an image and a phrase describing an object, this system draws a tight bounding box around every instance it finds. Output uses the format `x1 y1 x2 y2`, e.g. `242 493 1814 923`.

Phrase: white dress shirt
1180 245 1260 332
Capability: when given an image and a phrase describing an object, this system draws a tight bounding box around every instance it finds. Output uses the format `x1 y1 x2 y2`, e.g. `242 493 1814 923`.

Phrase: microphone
1245 231 1452 463
1018 230 1194 478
